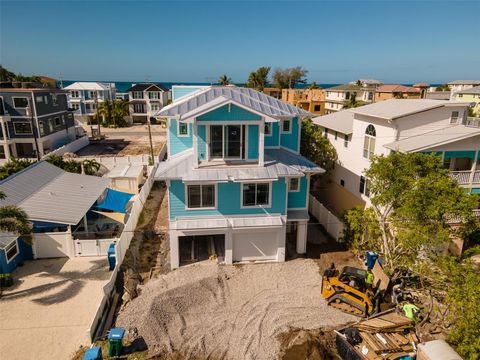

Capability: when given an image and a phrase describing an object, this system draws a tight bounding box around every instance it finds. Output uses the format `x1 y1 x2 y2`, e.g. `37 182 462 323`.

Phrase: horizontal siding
197 104 261 121
287 176 308 209
265 122 280 147
197 124 207 161
169 179 287 220
169 119 193 156
248 124 259 160
280 116 299 153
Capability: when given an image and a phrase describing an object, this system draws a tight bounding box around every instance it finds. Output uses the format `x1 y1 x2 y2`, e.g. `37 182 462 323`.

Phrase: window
359 176 370 196
151 103 160 112
71 103 80 110
148 92 160 99
89 91 97 98
346 92 350 100
54 117 61 126
363 125 376 159
264 122 272 136
282 119 291 133
344 134 349 148
458 94 463 98
242 183 270 207
314 105 321 112
36 96 43 103
13 97 29 108
14 122 33 135
48 119 54 132
52 94 58 106
5 240 19 263
178 122 189 136
38 121 45 136
368 92 373 101
70 91 80 98
187 184 215 208
289 178 300 192
323 128 328 138
335 131 338 140
133 103 145 113
132 91 143 99
340 179 345 187
450 111 459 124
0 145 5 159
210 125 245 160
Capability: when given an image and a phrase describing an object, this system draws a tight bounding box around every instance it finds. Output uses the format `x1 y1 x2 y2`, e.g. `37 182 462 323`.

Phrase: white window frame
150 103 160 112
264 122 272 136
5 239 19 264
344 134 349 148
13 97 29 109
54 117 61 127
52 94 58 106
132 91 143 99
185 183 217 210
240 182 272 208
177 121 190 137
289 177 301 192
281 119 292 134
89 91 97 98
450 111 459 124
14 121 33 135
148 91 160 100
363 125 376 159
70 90 80 98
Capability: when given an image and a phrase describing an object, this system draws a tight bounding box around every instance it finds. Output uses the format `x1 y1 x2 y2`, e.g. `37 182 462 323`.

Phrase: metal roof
455 85 480 95
171 215 283 230
0 161 110 225
155 149 323 182
447 80 480 85
0 232 18 250
64 82 114 91
126 83 169 92
106 164 144 179
384 125 480 153
156 86 311 119
376 84 420 93
350 99 470 120
287 209 310 221
311 110 354 135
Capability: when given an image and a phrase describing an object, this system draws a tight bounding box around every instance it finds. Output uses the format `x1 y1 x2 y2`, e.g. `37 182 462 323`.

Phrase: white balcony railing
473 171 480 184
449 171 472 185
474 209 480 218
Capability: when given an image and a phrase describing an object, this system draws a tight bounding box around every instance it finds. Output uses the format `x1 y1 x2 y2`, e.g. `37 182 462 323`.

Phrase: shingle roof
64 82 114 91
447 80 480 85
156 86 311 119
0 161 110 225
126 83 169 92
376 85 420 93
384 125 480 153
350 99 470 120
311 110 354 135
155 149 323 182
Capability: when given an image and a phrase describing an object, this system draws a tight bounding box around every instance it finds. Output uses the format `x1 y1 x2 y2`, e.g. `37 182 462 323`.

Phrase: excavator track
328 295 367 317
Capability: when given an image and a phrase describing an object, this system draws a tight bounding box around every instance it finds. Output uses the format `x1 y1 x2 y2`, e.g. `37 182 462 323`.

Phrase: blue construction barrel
365 251 379 269
108 327 125 357
83 346 102 360
107 243 116 271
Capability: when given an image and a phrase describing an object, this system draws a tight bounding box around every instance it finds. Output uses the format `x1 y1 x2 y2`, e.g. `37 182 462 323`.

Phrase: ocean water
61 80 341 93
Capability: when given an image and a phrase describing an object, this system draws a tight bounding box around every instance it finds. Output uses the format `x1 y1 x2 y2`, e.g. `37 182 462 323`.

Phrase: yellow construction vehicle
321 265 383 317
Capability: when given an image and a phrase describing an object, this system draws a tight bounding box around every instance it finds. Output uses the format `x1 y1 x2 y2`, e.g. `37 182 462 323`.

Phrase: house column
259 119 265 166
224 227 233 265
469 150 479 191
277 222 287 262
193 121 199 168
170 230 180 269
0 119 11 158
296 221 308 254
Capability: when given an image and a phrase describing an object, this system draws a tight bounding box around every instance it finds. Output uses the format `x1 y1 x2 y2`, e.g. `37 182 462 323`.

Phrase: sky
1 0 479 84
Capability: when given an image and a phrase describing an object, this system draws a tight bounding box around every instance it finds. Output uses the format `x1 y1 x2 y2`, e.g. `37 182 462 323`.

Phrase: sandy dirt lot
116 259 356 360
0 258 111 360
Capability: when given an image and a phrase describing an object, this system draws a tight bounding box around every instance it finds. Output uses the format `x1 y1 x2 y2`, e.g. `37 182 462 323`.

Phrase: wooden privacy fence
309 194 344 241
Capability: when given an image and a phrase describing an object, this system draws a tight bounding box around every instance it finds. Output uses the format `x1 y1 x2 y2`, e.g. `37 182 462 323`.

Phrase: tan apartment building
374 84 421 102
262 87 282 99
281 88 325 115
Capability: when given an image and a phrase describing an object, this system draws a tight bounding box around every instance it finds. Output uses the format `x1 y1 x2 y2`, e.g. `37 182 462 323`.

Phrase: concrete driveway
0 257 111 360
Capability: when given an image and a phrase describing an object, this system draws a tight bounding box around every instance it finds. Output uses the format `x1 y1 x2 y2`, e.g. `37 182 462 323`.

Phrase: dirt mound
279 328 339 360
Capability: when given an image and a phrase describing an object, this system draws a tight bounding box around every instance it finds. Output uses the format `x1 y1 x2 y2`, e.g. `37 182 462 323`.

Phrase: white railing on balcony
474 209 480 218
465 117 480 128
449 171 472 185
473 171 480 184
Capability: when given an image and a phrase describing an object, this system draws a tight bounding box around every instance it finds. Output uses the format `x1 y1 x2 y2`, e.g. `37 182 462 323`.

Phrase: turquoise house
155 86 324 268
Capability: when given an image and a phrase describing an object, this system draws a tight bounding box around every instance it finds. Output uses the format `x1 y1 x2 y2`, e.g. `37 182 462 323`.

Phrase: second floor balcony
449 170 480 186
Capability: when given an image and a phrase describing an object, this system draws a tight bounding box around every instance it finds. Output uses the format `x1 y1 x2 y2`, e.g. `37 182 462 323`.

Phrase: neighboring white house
448 80 480 98
312 99 480 215
126 83 169 124
325 81 379 114
64 82 117 123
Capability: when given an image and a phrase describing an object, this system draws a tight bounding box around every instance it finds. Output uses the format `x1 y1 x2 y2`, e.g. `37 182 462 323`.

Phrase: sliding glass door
209 125 244 160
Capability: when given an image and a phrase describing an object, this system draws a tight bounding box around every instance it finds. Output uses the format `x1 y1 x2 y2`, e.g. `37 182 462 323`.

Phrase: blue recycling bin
83 346 102 360
365 251 379 269
107 243 116 271
108 327 125 357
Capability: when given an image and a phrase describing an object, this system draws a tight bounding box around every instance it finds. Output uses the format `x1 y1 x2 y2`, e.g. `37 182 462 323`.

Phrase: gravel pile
116 259 355 360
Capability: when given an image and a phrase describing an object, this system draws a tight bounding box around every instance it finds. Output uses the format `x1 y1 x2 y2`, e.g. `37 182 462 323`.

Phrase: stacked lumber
350 311 417 360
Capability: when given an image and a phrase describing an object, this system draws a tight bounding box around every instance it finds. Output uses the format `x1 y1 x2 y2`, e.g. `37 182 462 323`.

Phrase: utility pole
95 96 101 138
147 117 155 165
27 99 41 161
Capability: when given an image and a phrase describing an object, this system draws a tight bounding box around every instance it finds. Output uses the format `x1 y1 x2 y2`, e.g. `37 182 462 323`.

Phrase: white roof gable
64 82 112 91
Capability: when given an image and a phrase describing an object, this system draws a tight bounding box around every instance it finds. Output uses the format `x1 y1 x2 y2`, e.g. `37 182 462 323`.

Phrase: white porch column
258 119 265 166
296 221 308 254
225 228 233 265
66 225 75 258
192 122 199 168
170 230 180 269
277 223 286 262
469 150 479 190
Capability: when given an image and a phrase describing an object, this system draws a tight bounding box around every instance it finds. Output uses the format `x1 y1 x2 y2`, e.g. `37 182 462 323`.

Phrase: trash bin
83 346 102 360
108 327 125 357
107 243 116 271
365 251 379 269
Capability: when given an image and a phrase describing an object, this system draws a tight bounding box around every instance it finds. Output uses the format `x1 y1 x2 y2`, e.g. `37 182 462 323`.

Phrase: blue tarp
95 188 133 213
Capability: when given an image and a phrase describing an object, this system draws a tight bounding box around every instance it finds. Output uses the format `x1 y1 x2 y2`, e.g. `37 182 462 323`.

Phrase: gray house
0 82 76 159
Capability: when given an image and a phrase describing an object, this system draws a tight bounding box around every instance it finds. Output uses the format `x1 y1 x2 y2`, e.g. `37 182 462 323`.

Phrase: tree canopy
246 66 271 91
272 66 308 89
97 99 129 128
0 191 31 235
300 118 337 174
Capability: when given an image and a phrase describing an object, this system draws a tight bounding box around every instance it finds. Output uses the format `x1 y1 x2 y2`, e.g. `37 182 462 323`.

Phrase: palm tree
0 158 35 181
343 93 364 109
308 81 321 90
96 99 114 127
97 100 129 128
0 191 31 235
82 159 101 175
218 74 232 85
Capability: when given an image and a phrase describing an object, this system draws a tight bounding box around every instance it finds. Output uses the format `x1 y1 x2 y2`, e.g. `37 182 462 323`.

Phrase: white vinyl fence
87 144 165 341
309 194 344 241
42 135 89 158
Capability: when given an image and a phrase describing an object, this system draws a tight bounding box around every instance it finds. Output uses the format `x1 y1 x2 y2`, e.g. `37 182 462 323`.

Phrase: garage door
233 230 279 262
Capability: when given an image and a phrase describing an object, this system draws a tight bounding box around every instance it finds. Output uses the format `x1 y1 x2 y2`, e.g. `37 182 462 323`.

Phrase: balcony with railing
465 117 480 128
449 170 480 186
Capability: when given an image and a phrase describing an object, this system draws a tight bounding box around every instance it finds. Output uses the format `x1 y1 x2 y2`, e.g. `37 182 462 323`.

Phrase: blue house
155 86 324 268
0 233 33 274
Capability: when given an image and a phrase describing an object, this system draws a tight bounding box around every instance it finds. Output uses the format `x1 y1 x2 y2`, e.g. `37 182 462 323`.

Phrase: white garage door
233 230 279 262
